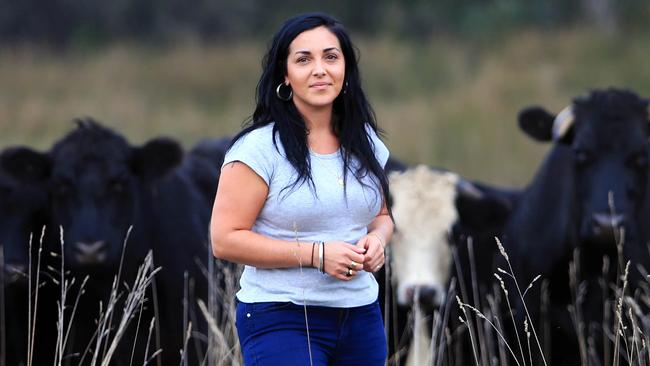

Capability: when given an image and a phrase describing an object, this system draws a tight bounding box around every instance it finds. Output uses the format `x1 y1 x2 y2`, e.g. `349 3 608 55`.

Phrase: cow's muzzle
3 264 28 284
74 241 108 265
589 212 625 242
400 284 445 310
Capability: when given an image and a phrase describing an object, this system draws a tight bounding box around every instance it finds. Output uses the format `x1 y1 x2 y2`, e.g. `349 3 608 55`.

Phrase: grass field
1 27 649 185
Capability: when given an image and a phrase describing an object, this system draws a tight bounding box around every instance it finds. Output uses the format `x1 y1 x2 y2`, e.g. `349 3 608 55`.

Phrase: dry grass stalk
142 317 161 365
456 295 480 366
613 261 630 366
495 237 548 366
467 239 490 366
0 245 4 366
97 251 159 366
451 244 482 365
568 249 588 365
99 226 133 361
456 297 521 366
53 226 90 366
179 321 192 366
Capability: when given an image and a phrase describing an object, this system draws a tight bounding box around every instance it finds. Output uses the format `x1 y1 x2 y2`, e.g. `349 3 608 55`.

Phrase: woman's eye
296 57 308 64
325 54 338 61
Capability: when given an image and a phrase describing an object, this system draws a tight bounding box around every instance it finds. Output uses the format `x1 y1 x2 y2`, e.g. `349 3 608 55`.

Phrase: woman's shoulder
364 123 390 166
364 123 386 148
239 122 275 141
232 123 279 150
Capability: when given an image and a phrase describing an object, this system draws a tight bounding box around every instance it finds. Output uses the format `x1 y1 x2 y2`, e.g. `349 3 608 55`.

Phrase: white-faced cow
502 88 650 365
383 165 518 365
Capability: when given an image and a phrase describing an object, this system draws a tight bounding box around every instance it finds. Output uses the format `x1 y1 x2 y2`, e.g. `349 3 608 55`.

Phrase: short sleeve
222 126 277 186
365 124 390 168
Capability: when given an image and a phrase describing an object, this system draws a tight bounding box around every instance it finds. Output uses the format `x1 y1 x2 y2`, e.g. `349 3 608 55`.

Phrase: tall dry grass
5 221 650 365
447 231 650 366
0 225 244 366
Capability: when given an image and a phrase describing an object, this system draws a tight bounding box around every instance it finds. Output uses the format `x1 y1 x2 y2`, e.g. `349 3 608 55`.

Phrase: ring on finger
346 268 354 277
349 261 358 270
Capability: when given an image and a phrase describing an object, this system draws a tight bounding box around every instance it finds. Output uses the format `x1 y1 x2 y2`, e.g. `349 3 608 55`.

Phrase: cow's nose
405 284 445 309
592 213 625 230
591 212 625 238
4 264 27 283
74 241 108 264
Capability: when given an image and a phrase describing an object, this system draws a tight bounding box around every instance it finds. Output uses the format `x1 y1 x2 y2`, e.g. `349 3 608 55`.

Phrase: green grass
1 27 649 185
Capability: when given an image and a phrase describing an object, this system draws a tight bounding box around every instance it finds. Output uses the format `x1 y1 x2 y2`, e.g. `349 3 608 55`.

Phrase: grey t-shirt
222 123 389 307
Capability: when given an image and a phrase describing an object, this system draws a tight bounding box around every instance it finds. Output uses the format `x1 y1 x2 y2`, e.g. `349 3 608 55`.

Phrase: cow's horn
552 106 574 141
456 178 484 200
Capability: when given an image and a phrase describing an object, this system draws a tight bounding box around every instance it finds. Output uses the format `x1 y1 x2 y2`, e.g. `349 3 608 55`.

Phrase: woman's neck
297 105 339 154
298 104 333 133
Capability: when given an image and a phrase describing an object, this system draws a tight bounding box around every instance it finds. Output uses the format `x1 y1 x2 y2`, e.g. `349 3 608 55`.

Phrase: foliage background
1 0 649 186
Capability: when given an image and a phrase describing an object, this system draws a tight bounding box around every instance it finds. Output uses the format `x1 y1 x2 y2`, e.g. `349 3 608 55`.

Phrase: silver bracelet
318 241 325 273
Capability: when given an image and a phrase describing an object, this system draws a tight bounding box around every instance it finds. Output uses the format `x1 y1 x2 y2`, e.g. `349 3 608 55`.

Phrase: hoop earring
343 81 349 94
276 83 292 101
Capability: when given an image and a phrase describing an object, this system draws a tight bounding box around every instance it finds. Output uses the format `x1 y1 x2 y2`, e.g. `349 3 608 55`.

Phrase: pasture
2 26 650 365
2 27 649 184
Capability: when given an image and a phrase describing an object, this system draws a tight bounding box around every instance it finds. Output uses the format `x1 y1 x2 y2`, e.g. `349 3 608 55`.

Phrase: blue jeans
236 300 387 365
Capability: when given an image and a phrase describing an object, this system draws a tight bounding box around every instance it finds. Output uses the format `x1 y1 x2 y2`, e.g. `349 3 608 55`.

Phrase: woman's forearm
212 229 317 269
367 214 394 248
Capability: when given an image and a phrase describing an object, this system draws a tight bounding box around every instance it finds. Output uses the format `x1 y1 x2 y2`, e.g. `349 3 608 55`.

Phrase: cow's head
519 88 650 249
48 118 182 272
0 147 51 284
389 166 457 309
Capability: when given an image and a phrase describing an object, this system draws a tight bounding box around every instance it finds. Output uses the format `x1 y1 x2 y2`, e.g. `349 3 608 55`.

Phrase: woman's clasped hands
320 234 385 281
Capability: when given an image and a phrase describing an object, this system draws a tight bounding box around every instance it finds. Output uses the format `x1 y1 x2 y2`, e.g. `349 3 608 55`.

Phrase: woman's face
284 26 346 113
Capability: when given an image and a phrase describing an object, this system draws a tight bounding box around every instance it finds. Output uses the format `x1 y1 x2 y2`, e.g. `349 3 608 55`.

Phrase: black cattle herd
1 88 650 365
1 119 232 365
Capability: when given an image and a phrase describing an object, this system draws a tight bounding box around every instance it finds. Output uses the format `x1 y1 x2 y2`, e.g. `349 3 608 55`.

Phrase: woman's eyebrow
292 47 341 56
323 47 341 53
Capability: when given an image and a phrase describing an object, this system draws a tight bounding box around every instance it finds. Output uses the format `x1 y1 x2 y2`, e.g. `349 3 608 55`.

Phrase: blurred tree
0 0 647 47
581 0 618 34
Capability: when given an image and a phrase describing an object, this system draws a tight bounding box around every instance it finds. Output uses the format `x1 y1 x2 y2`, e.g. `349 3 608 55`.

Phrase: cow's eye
110 180 127 194
573 148 591 166
54 182 71 197
629 151 648 169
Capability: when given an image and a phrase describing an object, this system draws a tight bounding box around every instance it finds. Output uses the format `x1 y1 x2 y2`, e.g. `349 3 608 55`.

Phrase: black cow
46 119 213 365
502 88 650 365
0 146 53 366
186 137 230 203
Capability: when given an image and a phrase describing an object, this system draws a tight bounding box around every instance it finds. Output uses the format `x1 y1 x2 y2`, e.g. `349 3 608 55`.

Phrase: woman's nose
312 61 326 76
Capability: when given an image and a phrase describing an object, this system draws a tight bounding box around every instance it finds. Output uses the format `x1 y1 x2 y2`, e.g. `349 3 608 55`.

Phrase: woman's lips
310 82 331 89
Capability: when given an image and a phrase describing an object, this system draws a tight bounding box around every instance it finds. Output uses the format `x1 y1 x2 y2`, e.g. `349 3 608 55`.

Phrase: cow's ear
132 137 183 180
455 180 516 233
0 147 51 182
518 106 555 142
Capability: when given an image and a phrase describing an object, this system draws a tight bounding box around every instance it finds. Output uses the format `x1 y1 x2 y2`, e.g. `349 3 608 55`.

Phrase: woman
210 12 393 365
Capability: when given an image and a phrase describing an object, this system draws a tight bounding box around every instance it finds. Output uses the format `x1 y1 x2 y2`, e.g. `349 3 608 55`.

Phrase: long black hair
230 12 390 208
